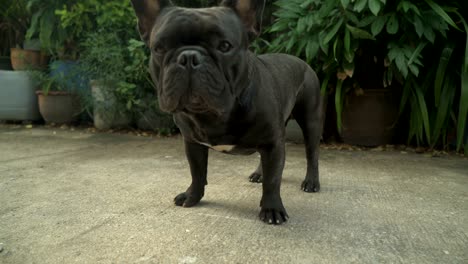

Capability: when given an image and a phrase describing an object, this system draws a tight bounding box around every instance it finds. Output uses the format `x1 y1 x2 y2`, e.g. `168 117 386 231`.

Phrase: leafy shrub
267 0 467 152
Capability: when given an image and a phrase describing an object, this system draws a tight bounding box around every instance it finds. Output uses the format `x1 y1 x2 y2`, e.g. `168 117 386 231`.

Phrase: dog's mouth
182 96 221 115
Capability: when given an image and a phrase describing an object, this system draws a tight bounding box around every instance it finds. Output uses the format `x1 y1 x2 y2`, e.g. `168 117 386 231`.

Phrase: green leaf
335 79 344 133
434 45 454 107
408 64 419 76
346 25 375 40
407 42 427 65
323 18 344 45
333 37 340 61
413 83 431 142
398 1 421 16
285 35 296 52
368 0 382 16
39 10 56 50
320 72 331 96
454 11 468 73
357 16 376 27
353 0 368 12
295 38 308 57
319 31 329 55
344 28 351 54
305 38 320 64
423 0 461 31
386 14 399 34
423 27 435 43
341 0 350 8
457 65 468 152
432 78 455 147
26 10 43 40
393 50 408 78
346 12 360 25
413 16 424 38
371 15 387 36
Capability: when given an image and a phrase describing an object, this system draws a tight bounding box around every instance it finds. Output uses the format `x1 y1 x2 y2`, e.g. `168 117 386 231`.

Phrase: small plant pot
90 81 131 130
10 48 48 71
36 91 80 124
340 89 398 146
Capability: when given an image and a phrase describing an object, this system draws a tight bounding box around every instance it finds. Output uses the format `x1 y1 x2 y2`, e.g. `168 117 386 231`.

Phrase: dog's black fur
131 0 322 224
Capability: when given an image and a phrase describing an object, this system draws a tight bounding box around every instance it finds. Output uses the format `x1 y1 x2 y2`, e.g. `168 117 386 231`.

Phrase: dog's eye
218 41 232 53
153 44 165 54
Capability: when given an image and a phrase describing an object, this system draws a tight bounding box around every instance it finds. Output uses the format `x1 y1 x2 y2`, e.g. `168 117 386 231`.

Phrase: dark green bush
267 0 467 152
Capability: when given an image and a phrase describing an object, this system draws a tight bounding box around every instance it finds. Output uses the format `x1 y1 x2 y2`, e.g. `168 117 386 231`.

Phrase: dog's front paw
249 172 263 183
174 192 202 207
259 206 289 225
301 179 320 193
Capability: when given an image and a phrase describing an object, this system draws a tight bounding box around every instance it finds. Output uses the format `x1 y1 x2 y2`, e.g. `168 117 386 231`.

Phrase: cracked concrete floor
0 125 467 263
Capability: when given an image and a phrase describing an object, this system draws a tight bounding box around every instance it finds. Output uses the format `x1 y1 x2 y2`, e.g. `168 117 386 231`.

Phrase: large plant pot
91 81 131 130
0 70 41 121
341 89 398 146
36 91 80 124
10 48 48 71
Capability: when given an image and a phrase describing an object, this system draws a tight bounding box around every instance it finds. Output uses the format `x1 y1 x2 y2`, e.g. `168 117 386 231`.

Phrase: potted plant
29 68 81 124
79 32 132 130
268 0 467 151
0 0 49 71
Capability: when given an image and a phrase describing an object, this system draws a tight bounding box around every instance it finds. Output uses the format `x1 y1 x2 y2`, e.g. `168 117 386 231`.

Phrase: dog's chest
197 141 256 155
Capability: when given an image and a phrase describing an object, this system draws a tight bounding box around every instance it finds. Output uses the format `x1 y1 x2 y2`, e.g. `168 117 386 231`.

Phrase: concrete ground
0 124 467 264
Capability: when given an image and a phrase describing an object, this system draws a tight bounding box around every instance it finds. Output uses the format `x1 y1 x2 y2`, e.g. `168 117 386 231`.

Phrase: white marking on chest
199 142 236 152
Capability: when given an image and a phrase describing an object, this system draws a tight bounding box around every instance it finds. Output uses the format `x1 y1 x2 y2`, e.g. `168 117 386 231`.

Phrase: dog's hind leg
292 71 322 193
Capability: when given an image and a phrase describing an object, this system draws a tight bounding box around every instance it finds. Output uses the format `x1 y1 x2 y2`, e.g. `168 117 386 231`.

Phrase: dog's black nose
177 50 202 68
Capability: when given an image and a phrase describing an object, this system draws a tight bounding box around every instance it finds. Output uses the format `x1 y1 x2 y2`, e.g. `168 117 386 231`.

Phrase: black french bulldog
131 0 322 225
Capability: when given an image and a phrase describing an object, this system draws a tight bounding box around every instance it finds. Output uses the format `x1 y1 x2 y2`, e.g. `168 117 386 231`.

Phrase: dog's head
130 0 265 115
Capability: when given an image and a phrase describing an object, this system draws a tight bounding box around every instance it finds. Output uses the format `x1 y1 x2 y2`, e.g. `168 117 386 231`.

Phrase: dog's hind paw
248 172 263 183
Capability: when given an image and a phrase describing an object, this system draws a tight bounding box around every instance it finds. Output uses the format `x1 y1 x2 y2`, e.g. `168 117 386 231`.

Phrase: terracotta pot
10 48 48 71
36 91 80 124
341 89 398 147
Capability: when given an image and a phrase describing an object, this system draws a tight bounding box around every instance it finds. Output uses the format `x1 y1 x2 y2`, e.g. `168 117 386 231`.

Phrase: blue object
50 60 89 92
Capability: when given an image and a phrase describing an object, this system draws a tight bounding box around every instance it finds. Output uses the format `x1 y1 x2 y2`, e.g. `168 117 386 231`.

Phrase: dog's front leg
174 141 208 207
258 142 289 224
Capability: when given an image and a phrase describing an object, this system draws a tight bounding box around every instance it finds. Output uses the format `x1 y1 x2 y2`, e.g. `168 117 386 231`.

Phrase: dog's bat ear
220 0 265 40
130 0 173 45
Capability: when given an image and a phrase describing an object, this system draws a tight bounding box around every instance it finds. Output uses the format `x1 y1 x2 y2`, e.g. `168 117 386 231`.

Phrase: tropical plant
0 0 31 52
79 32 149 114
267 0 467 153
55 0 137 44
28 70 65 95
24 0 73 56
